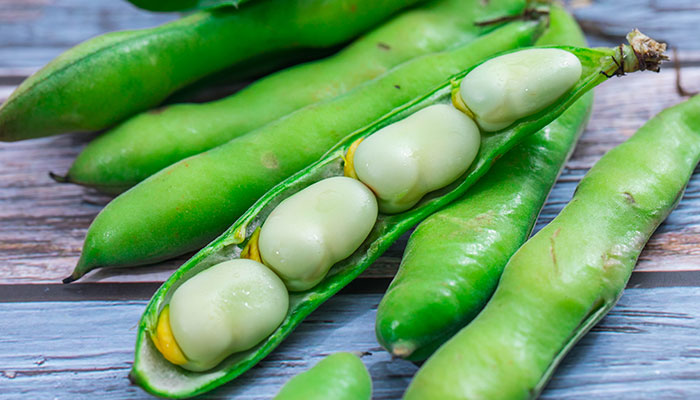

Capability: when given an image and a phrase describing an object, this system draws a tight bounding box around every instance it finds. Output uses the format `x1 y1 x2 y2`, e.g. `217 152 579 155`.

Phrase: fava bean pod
274 352 372 400
59 0 531 193
0 0 421 141
130 31 663 397
66 19 544 282
406 93 697 400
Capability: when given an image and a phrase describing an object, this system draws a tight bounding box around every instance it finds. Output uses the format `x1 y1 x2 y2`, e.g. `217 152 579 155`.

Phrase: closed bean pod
0 0 421 141
60 0 529 193
131 30 657 397
459 48 582 131
66 20 544 282
164 259 288 372
274 352 372 400
353 104 480 214
406 89 698 400
375 6 591 361
259 177 378 291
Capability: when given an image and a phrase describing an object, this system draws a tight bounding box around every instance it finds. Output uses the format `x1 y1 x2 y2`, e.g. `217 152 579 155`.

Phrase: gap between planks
1 270 699 302
2 287 700 399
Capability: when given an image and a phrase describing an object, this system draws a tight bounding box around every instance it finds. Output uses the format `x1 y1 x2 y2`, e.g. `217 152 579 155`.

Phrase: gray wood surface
2 1 700 399
0 0 175 68
2 287 700 399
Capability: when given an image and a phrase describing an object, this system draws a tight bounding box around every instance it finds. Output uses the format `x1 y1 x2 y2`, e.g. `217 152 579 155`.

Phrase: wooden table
2 1 700 398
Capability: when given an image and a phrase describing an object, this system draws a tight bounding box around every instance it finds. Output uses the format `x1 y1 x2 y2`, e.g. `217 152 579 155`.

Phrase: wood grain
2 64 699 283
1 287 700 399
2 2 700 400
1 0 700 283
564 0 700 50
0 0 175 68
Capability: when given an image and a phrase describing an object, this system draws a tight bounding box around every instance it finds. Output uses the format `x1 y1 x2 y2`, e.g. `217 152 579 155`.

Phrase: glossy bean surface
259 177 377 291
169 259 288 372
354 104 480 214
460 48 582 131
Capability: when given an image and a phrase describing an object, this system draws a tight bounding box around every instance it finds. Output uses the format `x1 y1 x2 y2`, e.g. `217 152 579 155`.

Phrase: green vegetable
459 48 582 131
0 0 421 141
60 0 531 193
405 80 699 400
129 35 650 397
375 5 592 361
273 352 371 400
65 19 545 282
353 104 481 214
258 176 378 291
166 259 288 372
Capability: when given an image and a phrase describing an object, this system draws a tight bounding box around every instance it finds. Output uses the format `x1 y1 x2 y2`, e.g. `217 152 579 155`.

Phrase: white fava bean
169 259 288 372
353 104 480 214
259 176 378 291
459 48 582 132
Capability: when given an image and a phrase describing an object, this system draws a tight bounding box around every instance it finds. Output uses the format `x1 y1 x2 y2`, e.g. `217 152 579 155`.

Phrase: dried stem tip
624 29 669 73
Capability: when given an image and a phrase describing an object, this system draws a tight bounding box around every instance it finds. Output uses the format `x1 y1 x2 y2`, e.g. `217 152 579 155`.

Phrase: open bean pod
130 35 665 398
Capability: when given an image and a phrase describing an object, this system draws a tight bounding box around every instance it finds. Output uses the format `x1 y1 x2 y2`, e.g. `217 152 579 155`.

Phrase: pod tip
127 370 139 385
391 343 416 359
49 171 70 183
62 275 78 284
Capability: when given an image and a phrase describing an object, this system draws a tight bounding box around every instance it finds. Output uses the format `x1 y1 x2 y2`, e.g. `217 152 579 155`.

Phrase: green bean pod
0 0 421 142
273 353 371 400
129 37 653 397
65 19 545 282
59 0 530 194
404 99 700 400
375 5 591 362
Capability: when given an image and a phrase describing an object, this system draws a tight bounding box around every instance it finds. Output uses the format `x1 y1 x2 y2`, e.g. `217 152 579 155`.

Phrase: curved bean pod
274 353 371 400
375 5 591 361
404 98 699 400
66 20 544 282
130 36 655 397
0 0 420 141
61 0 529 193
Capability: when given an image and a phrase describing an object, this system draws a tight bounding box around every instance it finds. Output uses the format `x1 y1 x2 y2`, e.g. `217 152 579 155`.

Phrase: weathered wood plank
1 0 700 283
0 0 175 68
1 287 700 399
2 64 699 283
1 0 699 69
564 0 700 50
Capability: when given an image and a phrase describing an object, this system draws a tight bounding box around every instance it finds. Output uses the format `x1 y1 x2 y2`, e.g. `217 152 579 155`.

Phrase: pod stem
603 30 668 78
